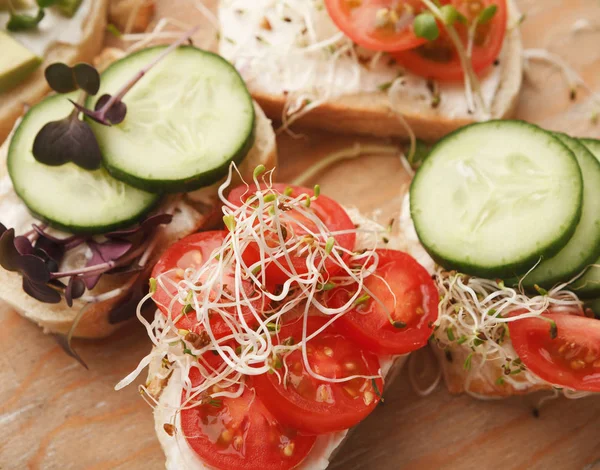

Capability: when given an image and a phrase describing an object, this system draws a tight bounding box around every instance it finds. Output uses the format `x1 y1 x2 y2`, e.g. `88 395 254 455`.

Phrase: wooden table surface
2 1 600 469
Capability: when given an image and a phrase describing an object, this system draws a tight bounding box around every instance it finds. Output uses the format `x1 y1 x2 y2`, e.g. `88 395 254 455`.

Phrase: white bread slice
0 0 108 145
218 0 523 141
0 82 277 339
144 209 410 469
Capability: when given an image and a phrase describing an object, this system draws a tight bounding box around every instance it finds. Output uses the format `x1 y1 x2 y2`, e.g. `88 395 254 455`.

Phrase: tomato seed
363 391 375 406
233 435 243 451
283 442 295 457
584 352 598 364
570 359 586 370
323 347 334 357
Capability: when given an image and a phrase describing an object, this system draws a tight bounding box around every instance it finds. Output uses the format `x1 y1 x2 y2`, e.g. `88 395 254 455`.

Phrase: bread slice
218 0 523 141
0 92 277 339
142 209 410 469
108 0 155 33
0 0 108 146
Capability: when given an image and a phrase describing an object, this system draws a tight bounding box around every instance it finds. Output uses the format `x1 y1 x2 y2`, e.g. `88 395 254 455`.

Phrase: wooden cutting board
2 1 600 469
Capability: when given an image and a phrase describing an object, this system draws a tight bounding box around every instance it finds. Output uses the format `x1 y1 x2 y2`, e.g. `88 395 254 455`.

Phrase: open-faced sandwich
116 171 439 469
399 120 600 397
0 0 111 144
0 32 277 341
218 0 523 140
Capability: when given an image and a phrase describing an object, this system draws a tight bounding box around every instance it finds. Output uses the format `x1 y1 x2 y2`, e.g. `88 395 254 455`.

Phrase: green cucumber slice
87 46 255 193
570 138 600 298
410 120 583 278
8 94 159 234
519 134 600 288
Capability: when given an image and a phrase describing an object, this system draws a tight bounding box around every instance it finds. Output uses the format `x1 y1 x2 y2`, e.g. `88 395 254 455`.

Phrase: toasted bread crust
0 0 109 146
238 0 522 141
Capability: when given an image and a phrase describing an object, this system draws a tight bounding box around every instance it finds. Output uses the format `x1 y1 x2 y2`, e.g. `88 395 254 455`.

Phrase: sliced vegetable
571 138 600 298
519 134 600 289
252 317 384 434
8 94 159 234
324 0 428 52
151 231 269 339
227 183 356 286
328 249 437 355
181 368 316 470
410 120 583 278
393 0 507 81
87 46 255 193
509 312 600 392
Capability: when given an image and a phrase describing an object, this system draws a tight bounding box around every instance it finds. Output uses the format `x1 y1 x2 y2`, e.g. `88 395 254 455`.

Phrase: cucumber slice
570 138 600 298
87 46 255 193
519 134 600 288
410 120 583 278
8 94 159 234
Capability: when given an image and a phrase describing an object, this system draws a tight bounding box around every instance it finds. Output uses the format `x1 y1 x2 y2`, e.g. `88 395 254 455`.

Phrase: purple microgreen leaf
32 115 103 170
109 274 149 324
83 240 133 290
73 63 100 96
44 63 77 94
94 94 127 125
22 277 61 304
0 229 22 272
65 276 86 307
34 236 65 263
105 213 173 239
14 236 33 255
18 256 51 284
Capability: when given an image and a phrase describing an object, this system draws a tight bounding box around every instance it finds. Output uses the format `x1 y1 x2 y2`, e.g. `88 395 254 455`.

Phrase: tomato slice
227 184 356 286
181 368 316 470
151 231 268 339
393 0 507 81
252 317 384 434
325 0 428 52
509 313 600 392
327 249 437 355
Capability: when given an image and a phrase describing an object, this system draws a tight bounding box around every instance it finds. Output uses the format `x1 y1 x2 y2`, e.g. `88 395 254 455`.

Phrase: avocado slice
0 31 42 93
55 0 83 17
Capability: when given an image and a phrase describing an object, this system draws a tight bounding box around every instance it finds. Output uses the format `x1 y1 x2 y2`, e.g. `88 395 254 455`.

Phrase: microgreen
32 26 200 171
6 7 45 31
413 13 439 41
477 5 497 25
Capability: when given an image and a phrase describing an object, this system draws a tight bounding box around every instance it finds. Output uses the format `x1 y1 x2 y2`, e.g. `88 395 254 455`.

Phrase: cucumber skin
410 120 583 279
87 46 256 194
8 95 162 235
569 138 600 298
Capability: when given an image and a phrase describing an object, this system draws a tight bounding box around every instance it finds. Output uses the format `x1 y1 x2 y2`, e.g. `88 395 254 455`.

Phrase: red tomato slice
327 249 437 355
325 0 428 52
509 313 600 392
393 0 507 81
252 317 384 434
181 369 316 470
151 231 268 339
227 184 356 286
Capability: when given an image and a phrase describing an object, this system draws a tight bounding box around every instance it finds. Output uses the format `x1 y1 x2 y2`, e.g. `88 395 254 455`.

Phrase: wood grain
2 1 600 469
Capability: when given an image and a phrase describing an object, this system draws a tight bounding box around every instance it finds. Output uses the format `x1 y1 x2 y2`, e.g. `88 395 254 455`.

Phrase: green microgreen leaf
149 277 157 294
37 0 58 7
284 186 293 196
439 5 458 25
106 23 122 38
325 237 335 255
463 352 473 371
353 294 371 306
7 8 45 31
534 284 548 296
253 164 266 179
223 215 236 232
313 184 320 198
549 320 558 339
457 335 468 345
264 193 277 203
446 327 455 341
318 282 336 291
495 376 505 386
477 5 497 24
413 13 439 41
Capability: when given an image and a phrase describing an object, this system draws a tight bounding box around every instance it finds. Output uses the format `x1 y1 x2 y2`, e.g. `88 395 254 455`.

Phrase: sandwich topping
219 0 512 126
117 166 438 470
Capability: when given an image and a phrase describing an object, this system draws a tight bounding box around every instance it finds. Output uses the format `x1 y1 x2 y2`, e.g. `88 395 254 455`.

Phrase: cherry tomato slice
327 250 437 355
325 0 428 52
393 0 507 81
252 317 384 434
227 184 356 286
151 231 268 339
509 312 600 392
181 369 316 470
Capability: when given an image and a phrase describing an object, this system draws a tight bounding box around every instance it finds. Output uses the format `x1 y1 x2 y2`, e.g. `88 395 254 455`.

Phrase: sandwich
0 36 277 340
217 0 523 140
399 119 600 397
116 174 439 469
0 0 109 144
